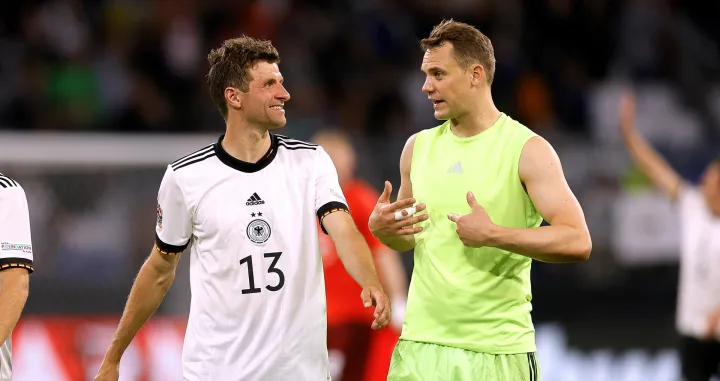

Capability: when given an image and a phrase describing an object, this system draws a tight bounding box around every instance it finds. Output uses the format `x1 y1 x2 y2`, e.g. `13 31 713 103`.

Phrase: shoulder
0 173 26 200
0 173 21 190
678 185 703 209
275 134 322 165
276 134 319 152
169 142 217 172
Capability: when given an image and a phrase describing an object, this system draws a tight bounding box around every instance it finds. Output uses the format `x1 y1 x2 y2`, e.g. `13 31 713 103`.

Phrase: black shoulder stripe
276 135 318 147
171 144 214 167
278 142 317 151
173 152 217 171
0 176 18 188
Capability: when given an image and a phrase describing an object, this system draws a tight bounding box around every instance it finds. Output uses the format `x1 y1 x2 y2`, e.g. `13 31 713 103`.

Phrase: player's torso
177 143 329 380
404 116 541 353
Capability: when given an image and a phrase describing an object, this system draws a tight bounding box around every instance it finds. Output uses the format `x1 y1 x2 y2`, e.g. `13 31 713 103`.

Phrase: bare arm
102 247 180 364
489 137 592 262
323 211 391 329
375 248 408 301
0 268 29 344
370 134 421 252
619 92 682 201
324 211 383 290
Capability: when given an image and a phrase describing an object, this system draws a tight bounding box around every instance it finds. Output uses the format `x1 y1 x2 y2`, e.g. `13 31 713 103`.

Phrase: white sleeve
314 147 349 234
0 179 34 273
154 166 192 255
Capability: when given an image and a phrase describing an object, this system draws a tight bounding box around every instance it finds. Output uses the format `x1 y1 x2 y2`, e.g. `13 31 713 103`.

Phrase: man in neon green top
368 19 593 381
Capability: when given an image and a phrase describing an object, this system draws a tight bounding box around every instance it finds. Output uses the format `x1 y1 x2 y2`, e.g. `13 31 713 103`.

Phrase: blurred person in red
619 92 720 381
311 130 408 381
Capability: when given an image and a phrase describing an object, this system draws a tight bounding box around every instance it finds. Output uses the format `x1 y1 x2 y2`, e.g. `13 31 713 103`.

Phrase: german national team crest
247 219 271 244
156 202 163 230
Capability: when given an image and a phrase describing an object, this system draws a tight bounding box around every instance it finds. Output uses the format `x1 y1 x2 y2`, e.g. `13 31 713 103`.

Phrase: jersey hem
397 337 537 355
0 257 34 273
155 233 189 255
316 201 349 234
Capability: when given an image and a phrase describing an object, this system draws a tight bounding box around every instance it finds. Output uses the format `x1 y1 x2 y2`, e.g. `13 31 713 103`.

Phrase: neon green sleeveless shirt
402 113 542 354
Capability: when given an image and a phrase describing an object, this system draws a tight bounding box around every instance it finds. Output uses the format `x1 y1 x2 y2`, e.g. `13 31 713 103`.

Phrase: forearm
376 235 415 253
489 225 591 263
335 232 383 289
104 257 175 363
621 129 680 198
375 249 408 300
0 275 29 343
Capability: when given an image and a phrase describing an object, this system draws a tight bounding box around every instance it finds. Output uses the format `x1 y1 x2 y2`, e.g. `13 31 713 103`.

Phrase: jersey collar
214 133 279 173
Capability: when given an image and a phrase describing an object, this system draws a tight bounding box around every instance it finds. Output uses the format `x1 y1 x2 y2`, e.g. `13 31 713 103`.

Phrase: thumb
467 192 479 208
361 289 373 308
379 181 392 203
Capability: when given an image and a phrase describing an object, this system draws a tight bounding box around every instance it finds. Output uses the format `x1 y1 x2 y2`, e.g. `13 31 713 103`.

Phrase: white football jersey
676 186 720 338
0 174 34 381
155 134 348 381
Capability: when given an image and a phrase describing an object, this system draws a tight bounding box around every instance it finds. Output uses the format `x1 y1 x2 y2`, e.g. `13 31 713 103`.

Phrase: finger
361 289 372 308
448 213 460 222
467 192 479 208
373 294 387 318
382 197 417 213
394 206 417 221
379 181 392 203
396 226 423 235
394 213 429 228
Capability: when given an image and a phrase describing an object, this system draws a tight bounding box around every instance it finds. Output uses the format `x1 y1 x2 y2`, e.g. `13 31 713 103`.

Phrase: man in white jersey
619 92 720 381
94 36 391 381
0 173 34 381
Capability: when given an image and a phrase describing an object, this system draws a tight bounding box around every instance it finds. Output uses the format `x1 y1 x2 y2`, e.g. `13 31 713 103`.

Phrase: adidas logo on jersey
447 161 463 174
246 193 265 206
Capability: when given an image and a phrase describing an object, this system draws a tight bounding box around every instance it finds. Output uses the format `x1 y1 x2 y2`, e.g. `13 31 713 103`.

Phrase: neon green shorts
387 340 540 381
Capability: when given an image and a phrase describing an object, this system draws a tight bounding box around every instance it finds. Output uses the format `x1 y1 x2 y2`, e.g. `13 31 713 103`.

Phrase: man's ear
470 64 485 86
225 87 242 110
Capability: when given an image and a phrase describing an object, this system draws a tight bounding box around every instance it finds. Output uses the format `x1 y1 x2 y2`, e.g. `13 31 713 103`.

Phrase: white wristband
394 206 417 221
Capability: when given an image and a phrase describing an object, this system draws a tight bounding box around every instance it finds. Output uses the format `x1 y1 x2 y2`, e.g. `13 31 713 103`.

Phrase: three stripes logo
447 161 464 174
246 193 265 206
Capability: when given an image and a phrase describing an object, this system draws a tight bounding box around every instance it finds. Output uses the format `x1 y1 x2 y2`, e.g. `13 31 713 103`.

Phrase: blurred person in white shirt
619 92 720 381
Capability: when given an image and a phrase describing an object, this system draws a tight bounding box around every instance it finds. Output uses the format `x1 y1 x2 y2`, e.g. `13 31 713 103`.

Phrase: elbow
570 232 592 262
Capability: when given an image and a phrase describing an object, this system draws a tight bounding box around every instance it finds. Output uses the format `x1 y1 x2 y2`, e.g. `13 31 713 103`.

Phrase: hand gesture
360 286 391 330
447 192 498 248
93 361 119 381
619 91 636 137
368 181 428 239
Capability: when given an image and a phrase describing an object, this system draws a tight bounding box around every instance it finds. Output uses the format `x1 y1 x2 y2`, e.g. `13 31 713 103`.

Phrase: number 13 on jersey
239 252 285 294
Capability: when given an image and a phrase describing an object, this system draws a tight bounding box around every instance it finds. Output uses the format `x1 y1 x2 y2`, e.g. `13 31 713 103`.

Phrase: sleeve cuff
316 201 349 235
155 233 189 255
0 257 34 273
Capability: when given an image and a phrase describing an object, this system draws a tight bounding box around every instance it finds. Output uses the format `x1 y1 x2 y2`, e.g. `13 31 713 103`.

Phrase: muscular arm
323 211 383 290
489 137 592 262
375 134 418 252
102 247 180 364
0 268 29 344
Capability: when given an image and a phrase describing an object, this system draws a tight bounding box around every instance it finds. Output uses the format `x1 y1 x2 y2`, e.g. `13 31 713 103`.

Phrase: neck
449 91 502 138
222 115 272 163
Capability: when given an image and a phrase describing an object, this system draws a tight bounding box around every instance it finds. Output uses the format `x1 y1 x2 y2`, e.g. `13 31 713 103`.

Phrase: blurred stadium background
0 0 719 380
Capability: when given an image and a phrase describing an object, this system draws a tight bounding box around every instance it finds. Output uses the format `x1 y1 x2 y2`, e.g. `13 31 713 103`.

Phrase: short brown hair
206 35 280 118
420 19 496 85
